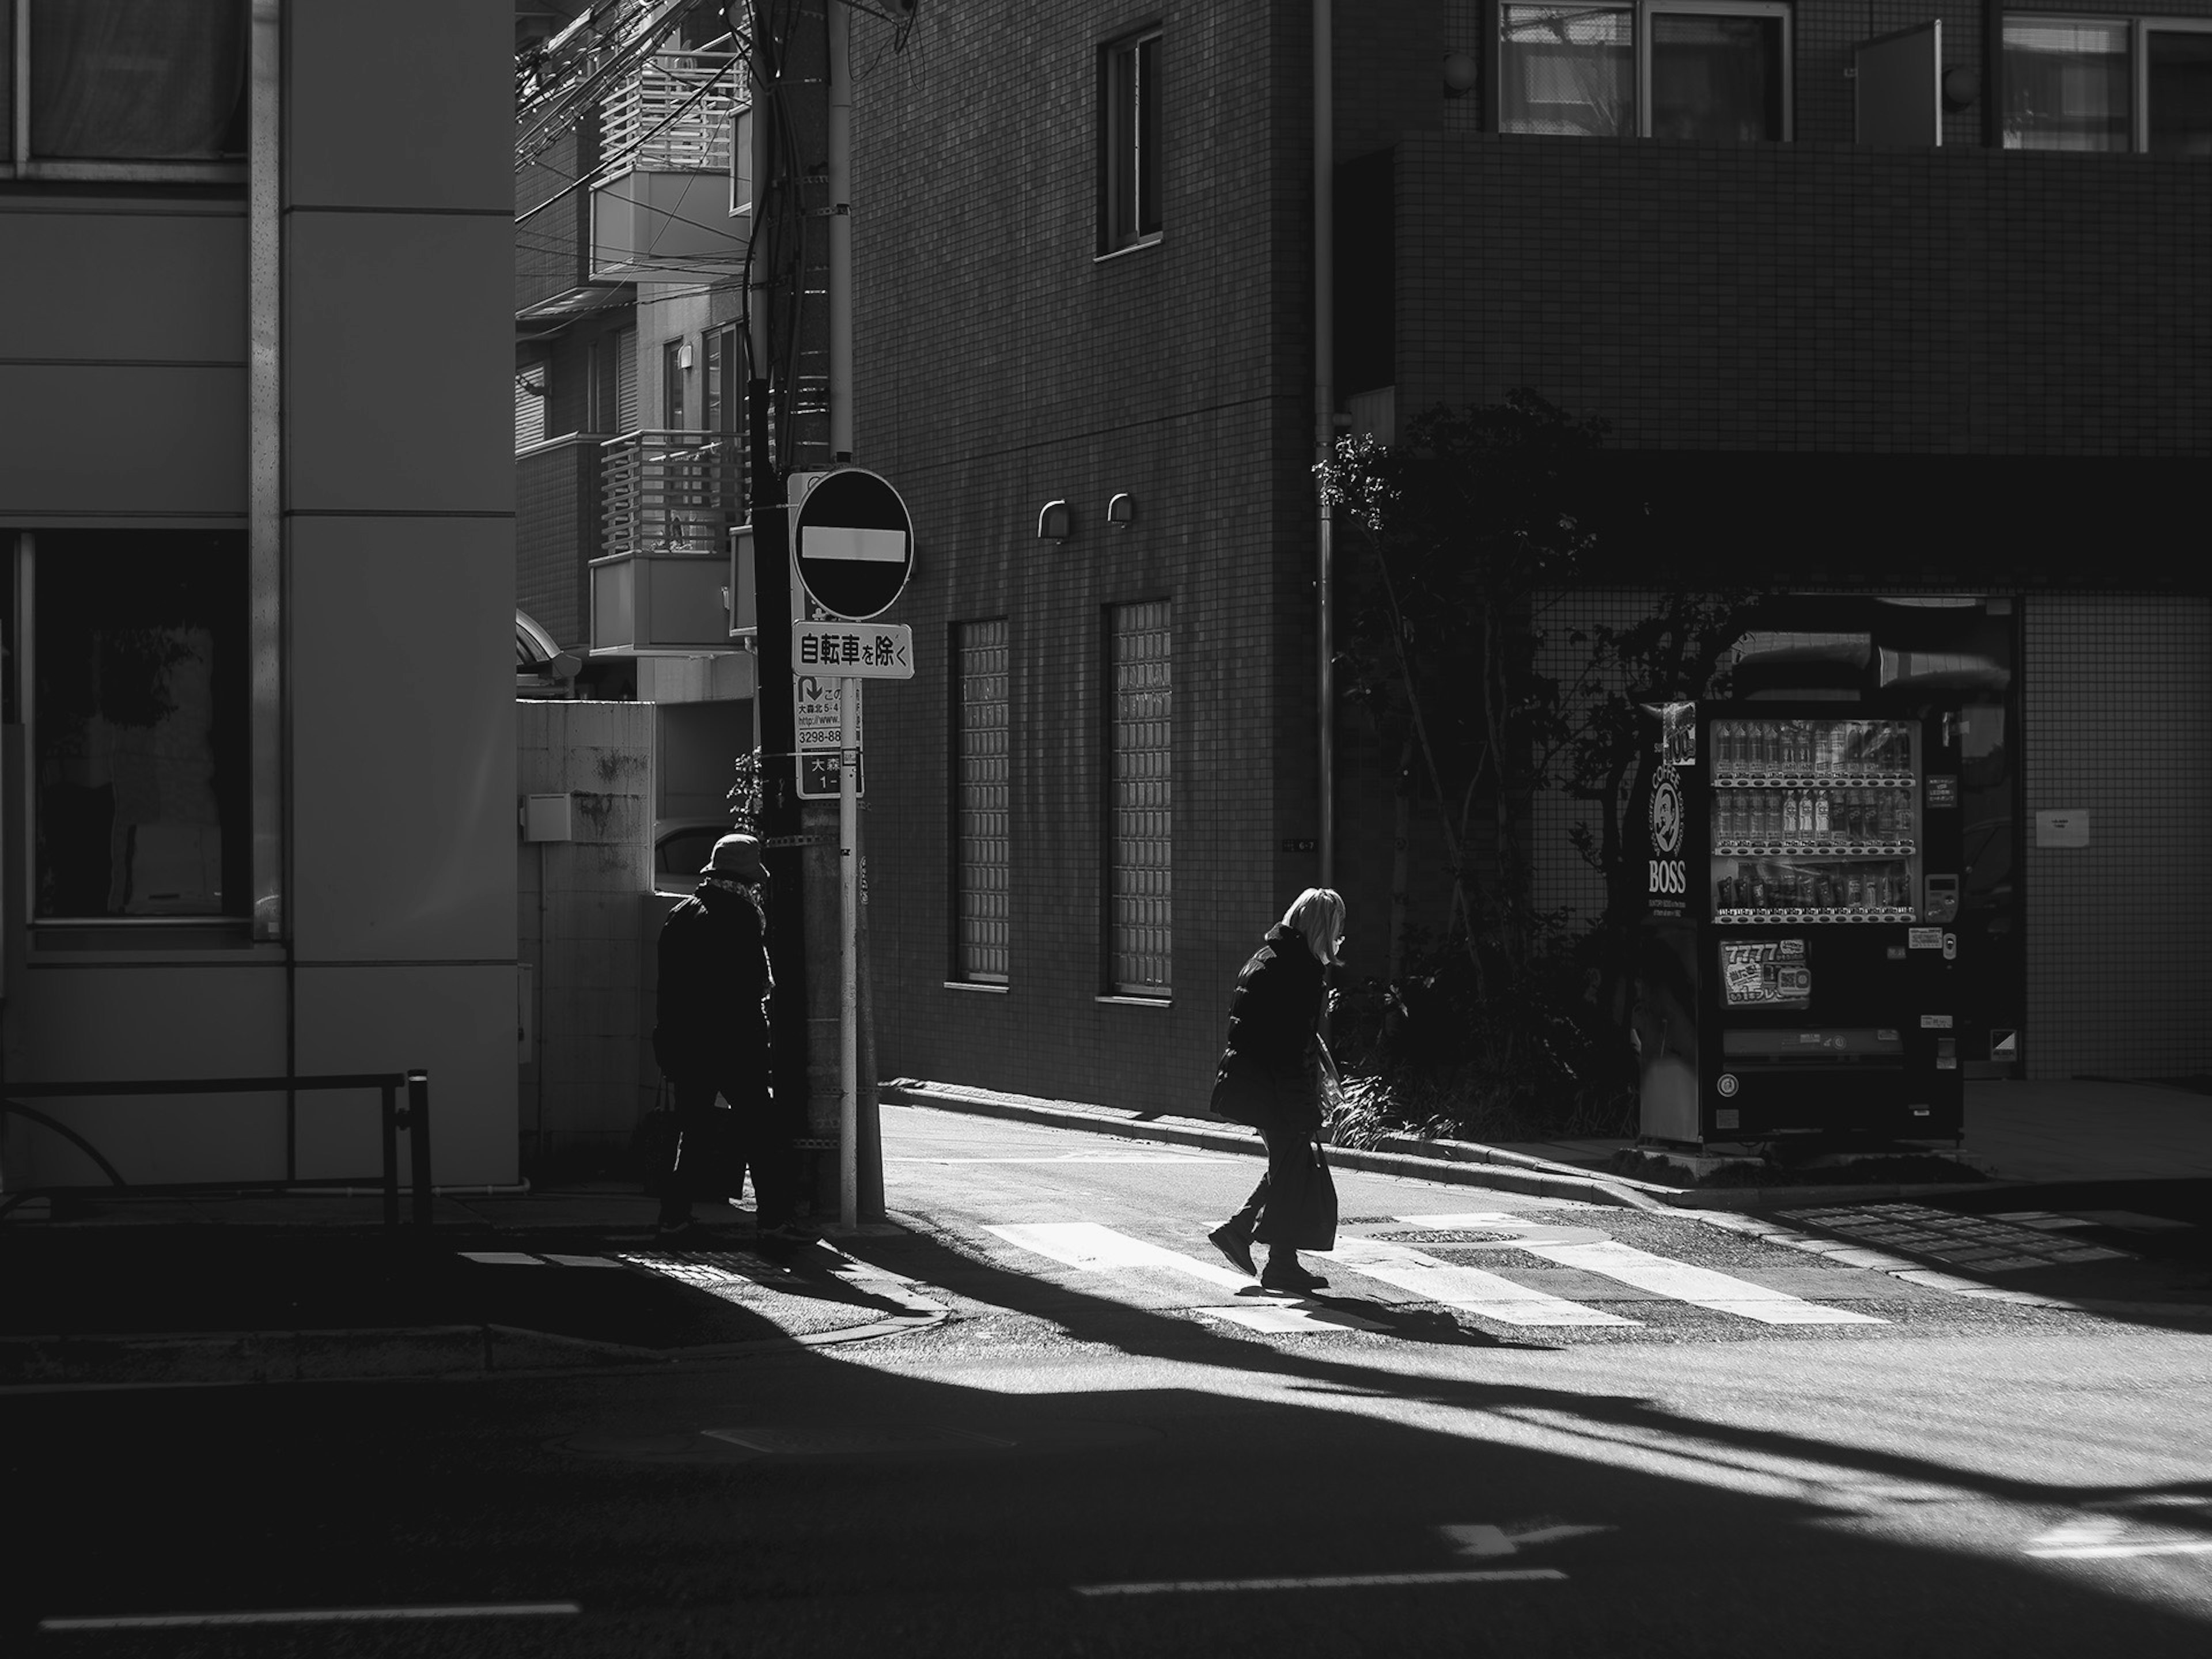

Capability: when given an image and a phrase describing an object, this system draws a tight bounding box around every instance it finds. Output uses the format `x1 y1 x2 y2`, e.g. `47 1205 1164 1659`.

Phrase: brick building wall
2023 594 2212 1081
1393 134 2211 455
849 0 1320 1113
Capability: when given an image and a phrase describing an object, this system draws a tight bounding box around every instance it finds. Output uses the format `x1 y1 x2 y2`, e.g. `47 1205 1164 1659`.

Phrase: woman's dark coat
1209 923 1324 1131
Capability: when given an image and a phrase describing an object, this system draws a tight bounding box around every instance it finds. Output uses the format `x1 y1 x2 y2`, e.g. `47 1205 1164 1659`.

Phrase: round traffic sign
791 468 914 621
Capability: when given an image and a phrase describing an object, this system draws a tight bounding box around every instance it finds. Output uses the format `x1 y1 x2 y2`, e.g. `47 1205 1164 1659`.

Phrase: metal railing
602 429 743 558
0 1071 433 1228
601 51 741 175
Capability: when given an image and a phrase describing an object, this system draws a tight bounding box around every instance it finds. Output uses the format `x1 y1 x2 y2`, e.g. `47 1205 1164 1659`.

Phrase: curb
882 1082 2029 1217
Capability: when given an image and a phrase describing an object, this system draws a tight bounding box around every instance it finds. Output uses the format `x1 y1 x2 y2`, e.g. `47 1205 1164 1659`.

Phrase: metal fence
1 1071 433 1227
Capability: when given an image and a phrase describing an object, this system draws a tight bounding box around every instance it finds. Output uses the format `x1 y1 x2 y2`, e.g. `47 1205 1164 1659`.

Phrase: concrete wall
518 699 654 1166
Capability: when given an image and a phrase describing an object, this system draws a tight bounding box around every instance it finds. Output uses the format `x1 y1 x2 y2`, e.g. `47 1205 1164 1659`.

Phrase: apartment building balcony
590 430 744 657
590 50 749 282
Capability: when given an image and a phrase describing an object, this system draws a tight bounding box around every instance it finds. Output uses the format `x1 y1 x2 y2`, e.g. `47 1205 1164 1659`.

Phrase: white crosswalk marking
984 1221 1252 1293
1516 1239 1886 1325
1316 1237 1639 1327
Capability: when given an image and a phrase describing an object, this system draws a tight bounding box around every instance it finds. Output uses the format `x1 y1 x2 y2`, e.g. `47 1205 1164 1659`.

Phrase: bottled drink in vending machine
1893 722 1912 774
1895 792 1912 839
1865 722 1892 772
1813 789 1831 836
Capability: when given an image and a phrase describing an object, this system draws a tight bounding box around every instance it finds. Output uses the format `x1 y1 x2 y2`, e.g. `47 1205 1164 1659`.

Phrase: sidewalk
0 1187 940 1392
878 1075 2212 1211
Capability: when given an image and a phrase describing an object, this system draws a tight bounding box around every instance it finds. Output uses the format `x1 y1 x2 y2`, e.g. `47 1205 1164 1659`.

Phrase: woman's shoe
1207 1223 1257 1277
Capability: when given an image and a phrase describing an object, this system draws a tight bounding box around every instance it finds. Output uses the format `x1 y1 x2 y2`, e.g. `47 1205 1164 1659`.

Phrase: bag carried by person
628 1088 680 1199
1283 1139 1338 1252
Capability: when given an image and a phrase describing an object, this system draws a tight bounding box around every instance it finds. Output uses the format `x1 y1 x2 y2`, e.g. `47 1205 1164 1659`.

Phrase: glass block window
1108 600 1172 997
955 619 1010 983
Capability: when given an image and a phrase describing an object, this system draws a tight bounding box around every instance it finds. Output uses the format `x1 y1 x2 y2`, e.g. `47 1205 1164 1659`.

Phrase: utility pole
745 0 884 1226
744 1 809 1178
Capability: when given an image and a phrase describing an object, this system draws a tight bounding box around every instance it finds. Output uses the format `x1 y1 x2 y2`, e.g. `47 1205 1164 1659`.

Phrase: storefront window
31 531 249 920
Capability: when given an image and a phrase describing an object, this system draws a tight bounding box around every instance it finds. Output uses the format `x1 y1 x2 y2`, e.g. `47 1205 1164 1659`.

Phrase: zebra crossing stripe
984 1222 1253 1293
1315 1237 1639 1327
1516 1239 1886 1325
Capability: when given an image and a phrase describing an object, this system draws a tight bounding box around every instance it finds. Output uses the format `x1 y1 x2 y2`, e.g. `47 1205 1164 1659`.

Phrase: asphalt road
9 1105 2211 1657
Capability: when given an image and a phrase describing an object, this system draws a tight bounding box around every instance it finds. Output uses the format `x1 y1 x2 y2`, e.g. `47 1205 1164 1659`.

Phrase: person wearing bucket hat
650 834 810 1243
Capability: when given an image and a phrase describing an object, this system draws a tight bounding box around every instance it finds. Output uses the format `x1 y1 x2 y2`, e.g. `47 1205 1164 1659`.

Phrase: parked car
652 818 731 896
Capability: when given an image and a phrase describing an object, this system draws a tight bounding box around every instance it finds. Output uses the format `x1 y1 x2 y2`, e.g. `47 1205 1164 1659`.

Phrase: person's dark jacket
653 881 772 1079
1209 923 1324 1130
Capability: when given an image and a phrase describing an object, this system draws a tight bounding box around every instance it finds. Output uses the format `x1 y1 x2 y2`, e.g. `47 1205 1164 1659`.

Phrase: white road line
1315 1237 1638 1327
984 1222 1253 1293
1198 1303 1390 1334
1073 1569 1566 1596
457 1252 542 1266
39 1604 581 1630
1516 1240 1885 1325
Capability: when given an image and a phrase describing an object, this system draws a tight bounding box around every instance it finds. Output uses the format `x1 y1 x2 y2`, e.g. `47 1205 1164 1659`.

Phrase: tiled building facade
847 0 2211 1111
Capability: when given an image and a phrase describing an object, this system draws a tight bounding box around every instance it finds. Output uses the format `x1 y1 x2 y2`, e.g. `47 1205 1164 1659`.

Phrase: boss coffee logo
1648 765 1687 896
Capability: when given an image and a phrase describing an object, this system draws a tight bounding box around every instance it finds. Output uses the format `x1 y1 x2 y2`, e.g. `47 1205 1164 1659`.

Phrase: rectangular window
953 619 1010 984
1498 3 1790 141
514 361 548 451
2004 16 2212 152
1106 600 1171 997
661 338 687 430
2004 17 2130 149
703 323 741 434
1101 28 1162 252
3 0 248 175
2147 25 2212 154
24 531 250 921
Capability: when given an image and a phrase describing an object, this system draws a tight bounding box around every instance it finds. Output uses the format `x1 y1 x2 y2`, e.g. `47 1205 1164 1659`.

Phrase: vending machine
1631 700 1966 1147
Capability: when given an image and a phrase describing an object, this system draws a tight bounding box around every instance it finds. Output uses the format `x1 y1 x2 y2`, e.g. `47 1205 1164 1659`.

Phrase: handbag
1285 1138 1339 1252
628 1093 680 1198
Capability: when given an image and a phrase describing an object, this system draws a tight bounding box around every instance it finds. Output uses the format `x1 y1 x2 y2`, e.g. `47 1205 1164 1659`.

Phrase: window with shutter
614 329 639 433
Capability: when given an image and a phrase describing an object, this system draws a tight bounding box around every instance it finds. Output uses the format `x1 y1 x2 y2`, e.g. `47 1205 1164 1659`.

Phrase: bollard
406 1070 433 1227
380 1081 400 1229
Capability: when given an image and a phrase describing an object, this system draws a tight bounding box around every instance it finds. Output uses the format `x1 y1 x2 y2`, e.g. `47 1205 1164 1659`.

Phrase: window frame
2138 16 2212 153
1098 25 1164 256
660 337 687 431
2002 13 2212 153
949 617 1012 988
1101 598 1173 1001
1493 0 1794 142
3 0 250 184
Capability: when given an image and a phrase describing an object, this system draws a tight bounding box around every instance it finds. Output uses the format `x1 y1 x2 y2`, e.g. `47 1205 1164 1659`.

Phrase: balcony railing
601 430 743 559
601 51 741 175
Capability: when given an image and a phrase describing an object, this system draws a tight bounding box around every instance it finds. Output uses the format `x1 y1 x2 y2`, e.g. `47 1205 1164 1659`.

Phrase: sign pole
838 673 859 1230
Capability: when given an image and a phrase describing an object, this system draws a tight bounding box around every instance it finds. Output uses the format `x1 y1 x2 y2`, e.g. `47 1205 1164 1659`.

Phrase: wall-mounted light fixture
1442 52 1478 97
677 341 695 370
1037 500 1070 543
1106 493 1134 528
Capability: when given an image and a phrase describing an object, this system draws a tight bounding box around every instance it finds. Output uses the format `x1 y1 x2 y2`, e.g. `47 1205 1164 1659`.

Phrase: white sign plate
2035 810 2089 848
793 621 915 680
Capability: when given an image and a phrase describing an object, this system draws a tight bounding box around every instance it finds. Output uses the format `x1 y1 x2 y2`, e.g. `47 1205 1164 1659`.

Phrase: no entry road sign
792 468 914 620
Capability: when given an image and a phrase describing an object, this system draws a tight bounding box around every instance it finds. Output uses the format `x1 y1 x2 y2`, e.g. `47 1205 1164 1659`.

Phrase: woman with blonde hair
1204 887 1346 1292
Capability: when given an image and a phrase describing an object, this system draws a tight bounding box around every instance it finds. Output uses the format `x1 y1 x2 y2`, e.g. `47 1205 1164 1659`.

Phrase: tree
1317 390 1607 993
